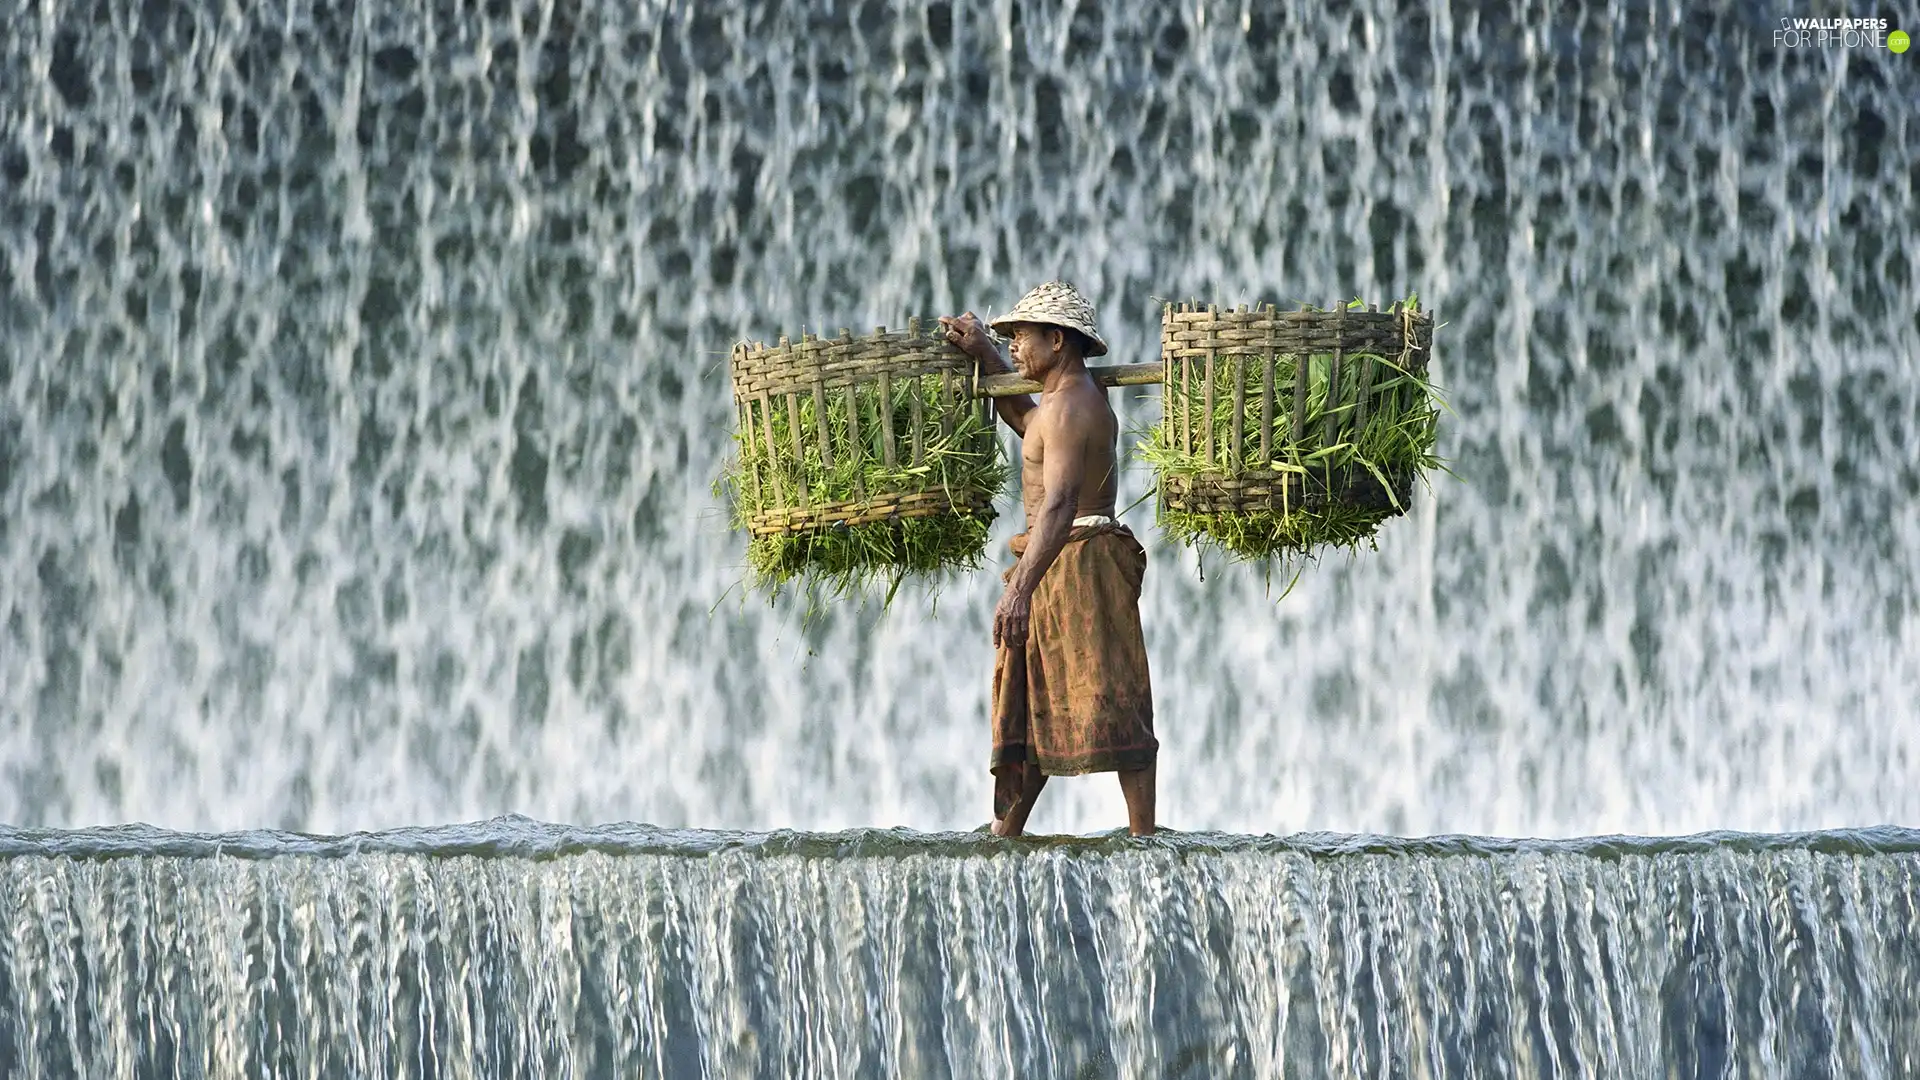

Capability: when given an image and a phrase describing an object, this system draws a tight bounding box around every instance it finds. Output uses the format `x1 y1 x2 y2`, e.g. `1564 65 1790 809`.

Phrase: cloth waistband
1071 515 1117 527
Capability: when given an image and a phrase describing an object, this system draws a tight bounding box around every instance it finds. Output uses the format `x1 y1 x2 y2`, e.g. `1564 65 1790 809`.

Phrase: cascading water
3 0 1915 838
4 822 1919 1077
3 0 1916 1073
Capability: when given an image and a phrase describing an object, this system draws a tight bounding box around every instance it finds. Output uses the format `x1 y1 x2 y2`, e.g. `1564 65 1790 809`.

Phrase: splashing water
1 1 1914 843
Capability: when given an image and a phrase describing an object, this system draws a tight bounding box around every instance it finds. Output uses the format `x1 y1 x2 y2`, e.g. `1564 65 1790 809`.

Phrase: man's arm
1007 415 1085 597
941 313 1036 436
994 406 1086 647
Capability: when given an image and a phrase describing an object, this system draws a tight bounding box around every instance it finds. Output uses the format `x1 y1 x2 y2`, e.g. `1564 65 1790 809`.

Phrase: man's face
1007 323 1062 379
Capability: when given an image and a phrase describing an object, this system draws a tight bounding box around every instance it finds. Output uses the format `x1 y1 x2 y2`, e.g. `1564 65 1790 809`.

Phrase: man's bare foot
1118 764 1156 836
993 767 1048 837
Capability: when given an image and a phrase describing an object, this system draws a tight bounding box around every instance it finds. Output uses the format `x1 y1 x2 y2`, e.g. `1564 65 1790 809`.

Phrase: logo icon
1891 29 1911 53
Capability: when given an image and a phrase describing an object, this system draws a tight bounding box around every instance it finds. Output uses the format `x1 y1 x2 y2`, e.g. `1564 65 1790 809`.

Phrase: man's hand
939 312 999 366
943 309 1029 431
993 584 1032 649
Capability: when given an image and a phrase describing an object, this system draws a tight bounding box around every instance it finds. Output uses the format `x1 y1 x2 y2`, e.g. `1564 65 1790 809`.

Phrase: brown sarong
991 523 1156 819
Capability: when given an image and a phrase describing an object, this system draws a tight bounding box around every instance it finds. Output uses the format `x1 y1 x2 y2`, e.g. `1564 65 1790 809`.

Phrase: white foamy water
1 1 1914 836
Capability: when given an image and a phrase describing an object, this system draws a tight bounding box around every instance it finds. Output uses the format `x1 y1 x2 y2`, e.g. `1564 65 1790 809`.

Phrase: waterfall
7 2 1917 1070
2 1 1915 833
4 821 1918 1077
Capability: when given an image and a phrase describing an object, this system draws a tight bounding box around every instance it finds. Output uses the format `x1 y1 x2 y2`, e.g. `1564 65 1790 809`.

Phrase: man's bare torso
1021 376 1119 530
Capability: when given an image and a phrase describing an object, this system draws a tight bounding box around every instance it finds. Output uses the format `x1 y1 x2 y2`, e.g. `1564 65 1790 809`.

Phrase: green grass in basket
717 374 1008 596
1143 297 1446 565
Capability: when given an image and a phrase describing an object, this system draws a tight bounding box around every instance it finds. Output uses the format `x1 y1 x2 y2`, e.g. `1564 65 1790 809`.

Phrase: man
939 281 1157 838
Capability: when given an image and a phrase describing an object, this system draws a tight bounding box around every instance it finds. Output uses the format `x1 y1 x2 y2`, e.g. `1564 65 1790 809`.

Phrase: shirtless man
940 281 1158 837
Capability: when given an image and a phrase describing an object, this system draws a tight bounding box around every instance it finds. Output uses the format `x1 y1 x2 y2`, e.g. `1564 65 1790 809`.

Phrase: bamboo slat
812 377 832 468
1181 353 1194 455
1259 322 1275 463
740 402 762 503
940 369 954 441
845 378 864 500
1202 305 1217 465
909 374 925 466
1290 308 1311 463
877 369 896 469
786 391 806 506
1325 301 1345 450
757 392 783 506
1229 353 1245 467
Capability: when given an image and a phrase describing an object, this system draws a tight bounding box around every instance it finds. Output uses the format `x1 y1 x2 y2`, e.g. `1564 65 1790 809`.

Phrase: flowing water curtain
0 1 1914 832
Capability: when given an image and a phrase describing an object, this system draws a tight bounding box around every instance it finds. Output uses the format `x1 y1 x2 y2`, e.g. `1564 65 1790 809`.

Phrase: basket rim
1159 301 1433 323
746 487 996 538
730 323 980 402
1158 467 1413 516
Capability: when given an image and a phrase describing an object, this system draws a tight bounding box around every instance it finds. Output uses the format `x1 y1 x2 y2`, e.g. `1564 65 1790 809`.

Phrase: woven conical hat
988 280 1108 357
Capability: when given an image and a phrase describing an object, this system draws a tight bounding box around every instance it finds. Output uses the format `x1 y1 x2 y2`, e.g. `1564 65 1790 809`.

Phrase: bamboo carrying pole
974 363 1164 397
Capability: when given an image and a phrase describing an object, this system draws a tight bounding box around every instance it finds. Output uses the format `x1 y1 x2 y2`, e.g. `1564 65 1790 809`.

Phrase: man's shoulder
1052 380 1116 429
1034 377 1113 431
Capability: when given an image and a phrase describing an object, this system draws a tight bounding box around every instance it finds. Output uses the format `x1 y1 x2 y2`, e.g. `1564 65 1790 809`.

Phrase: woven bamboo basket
1154 300 1438 554
726 319 999 549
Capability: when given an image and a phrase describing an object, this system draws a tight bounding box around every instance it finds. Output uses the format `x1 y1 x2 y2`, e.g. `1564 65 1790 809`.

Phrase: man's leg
992 765 1049 837
1117 764 1156 836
